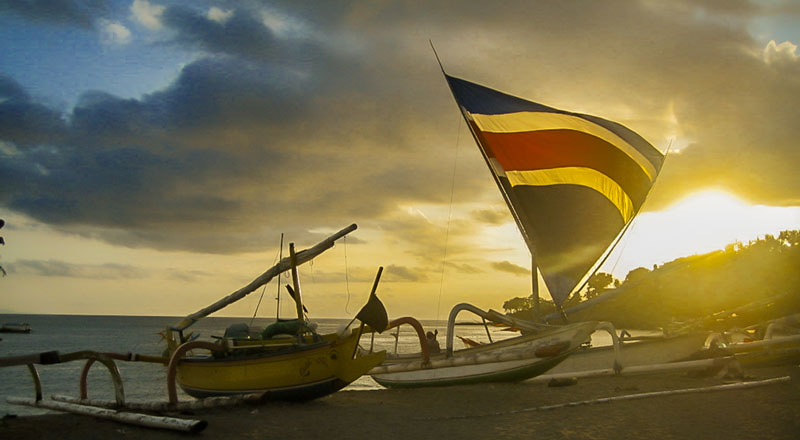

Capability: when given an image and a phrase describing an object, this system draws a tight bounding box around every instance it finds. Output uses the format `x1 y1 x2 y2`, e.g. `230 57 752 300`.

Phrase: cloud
0 75 68 148
207 7 233 24
10 259 147 279
0 50 464 253
471 207 509 225
385 264 426 282
160 5 286 61
445 261 483 274
1 0 799 262
0 0 109 28
763 40 798 64
99 19 131 45
131 0 164 30
165 268 213 282
491 260 529 276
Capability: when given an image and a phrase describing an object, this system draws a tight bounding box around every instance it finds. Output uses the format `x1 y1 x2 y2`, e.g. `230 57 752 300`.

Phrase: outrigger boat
369 60 674 387
163 223 388 401
369 305 598 388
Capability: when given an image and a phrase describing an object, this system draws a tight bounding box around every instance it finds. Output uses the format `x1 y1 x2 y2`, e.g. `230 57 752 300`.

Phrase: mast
275 233 283 319
531 255 540 322
289 243 305 321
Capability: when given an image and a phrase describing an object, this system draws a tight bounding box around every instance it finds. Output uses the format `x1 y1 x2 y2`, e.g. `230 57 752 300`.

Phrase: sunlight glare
606 189 800 279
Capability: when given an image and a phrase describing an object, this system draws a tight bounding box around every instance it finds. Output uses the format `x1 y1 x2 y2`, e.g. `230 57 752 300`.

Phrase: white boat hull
370 321 598 388
545 331 710 376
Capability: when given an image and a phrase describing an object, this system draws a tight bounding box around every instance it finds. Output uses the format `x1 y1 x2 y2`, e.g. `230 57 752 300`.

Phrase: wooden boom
173 223 357 330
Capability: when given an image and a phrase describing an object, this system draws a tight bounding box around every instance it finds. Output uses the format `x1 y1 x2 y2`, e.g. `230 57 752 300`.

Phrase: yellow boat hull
176 330 385 400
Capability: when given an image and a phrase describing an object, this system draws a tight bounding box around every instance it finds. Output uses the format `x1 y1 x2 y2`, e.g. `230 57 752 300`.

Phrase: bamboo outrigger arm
445 303 554 357
172 223 357 331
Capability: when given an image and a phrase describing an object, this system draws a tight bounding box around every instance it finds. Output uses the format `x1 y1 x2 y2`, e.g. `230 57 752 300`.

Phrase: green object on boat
261 320 304 339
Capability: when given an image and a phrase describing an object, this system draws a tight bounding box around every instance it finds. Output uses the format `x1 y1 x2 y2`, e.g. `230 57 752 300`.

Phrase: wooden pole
276 233 284 319
531 255 540 322
289 242 304 322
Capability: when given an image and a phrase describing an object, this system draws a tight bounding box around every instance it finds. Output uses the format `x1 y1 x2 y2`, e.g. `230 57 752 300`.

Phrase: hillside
505 231 800 330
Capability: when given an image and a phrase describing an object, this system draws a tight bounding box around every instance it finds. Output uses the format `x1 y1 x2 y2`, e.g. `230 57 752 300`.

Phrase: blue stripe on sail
447 75 557 115
445 74 664 170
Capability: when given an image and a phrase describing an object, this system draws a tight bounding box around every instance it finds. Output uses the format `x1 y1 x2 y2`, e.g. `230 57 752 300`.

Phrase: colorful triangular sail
445 74 665 306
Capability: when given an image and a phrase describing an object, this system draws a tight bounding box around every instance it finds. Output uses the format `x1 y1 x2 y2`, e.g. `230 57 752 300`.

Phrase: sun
604 189 800 279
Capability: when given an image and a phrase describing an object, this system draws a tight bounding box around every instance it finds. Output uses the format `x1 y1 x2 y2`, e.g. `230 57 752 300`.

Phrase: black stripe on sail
505 183 625 306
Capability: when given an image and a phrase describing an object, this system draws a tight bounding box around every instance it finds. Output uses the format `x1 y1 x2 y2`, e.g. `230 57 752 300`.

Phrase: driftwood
6 397 207 433
52 392 268 412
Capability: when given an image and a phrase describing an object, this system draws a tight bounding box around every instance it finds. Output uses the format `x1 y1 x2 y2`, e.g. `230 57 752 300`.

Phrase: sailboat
162 224 388 402
369 67 669 388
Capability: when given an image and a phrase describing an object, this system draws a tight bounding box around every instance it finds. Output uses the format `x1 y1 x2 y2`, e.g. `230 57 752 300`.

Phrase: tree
779 230 800 247
624 266 651 283
502 296 532 314
585 272 615 299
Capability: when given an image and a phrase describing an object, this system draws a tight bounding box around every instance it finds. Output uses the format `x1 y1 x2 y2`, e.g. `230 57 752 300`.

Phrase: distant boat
0 323 31 333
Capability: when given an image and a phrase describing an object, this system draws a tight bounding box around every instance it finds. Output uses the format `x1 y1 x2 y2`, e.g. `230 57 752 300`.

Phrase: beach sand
2 364 799 440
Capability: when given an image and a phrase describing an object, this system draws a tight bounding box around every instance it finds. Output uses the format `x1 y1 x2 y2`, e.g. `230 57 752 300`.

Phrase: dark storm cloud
0 5 471 252
1 63 287 246
0 75 68 147
1 0 799 257
71 56 314 133
0 0 108 28
161 5 285 61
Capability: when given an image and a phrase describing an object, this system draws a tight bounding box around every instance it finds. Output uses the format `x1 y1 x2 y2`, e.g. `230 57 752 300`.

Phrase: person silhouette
426 329 440 354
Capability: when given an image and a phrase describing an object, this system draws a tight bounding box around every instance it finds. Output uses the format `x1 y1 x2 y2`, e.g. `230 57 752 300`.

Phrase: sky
1 0 799 320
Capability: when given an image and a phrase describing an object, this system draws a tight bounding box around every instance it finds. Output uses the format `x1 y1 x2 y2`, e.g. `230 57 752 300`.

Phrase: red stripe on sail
473 126 652 206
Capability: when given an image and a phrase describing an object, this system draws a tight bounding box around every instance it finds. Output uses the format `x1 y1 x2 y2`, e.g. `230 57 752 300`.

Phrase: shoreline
2 364 799 440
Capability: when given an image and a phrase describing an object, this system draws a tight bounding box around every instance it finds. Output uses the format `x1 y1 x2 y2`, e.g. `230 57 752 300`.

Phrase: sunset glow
605 189 800 280
0 1 798 319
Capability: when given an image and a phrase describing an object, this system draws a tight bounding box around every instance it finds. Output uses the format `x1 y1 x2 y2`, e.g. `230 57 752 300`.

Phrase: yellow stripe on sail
506 168 635 222
471 112 657 181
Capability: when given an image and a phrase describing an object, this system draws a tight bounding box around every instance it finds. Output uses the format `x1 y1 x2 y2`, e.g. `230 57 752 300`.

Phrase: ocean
0 313 523 417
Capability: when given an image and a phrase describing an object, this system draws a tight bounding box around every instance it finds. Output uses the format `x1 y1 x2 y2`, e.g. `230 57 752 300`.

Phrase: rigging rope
251 236 283 325
436 115 462 321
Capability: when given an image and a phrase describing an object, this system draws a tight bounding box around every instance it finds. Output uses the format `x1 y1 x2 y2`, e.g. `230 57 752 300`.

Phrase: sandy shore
2 364 799 440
